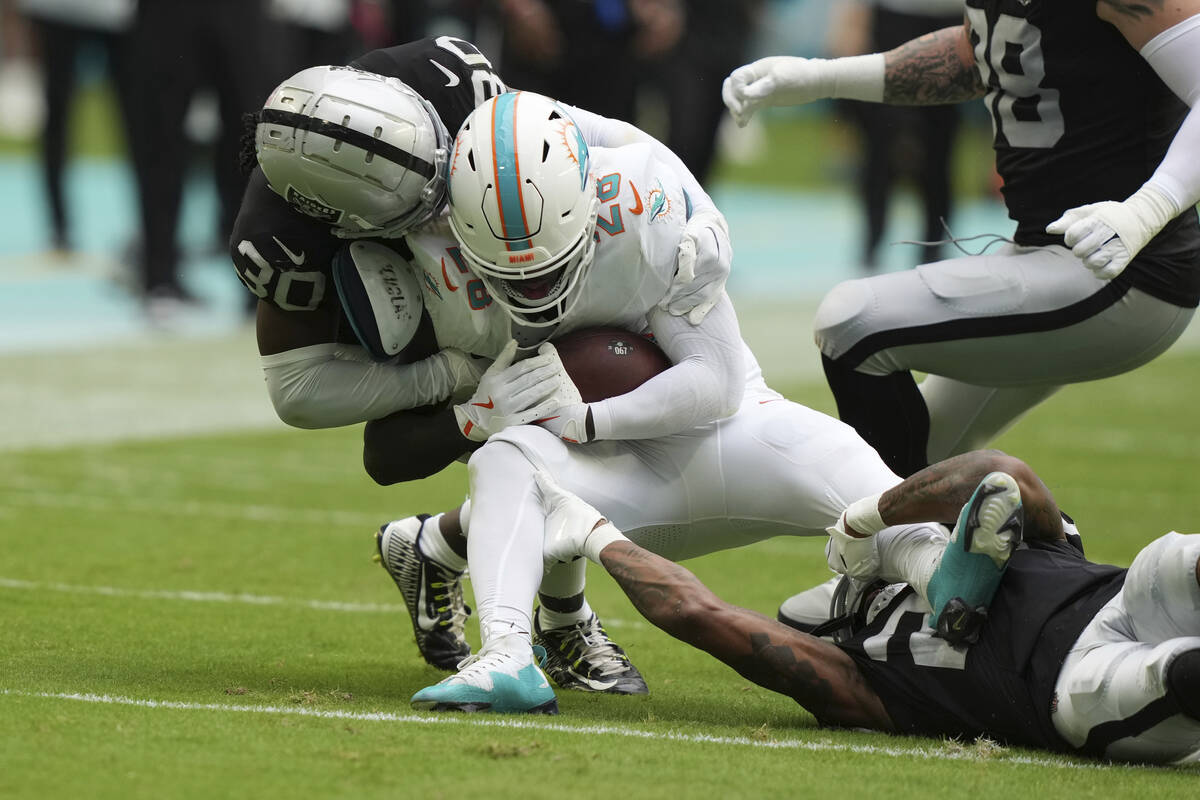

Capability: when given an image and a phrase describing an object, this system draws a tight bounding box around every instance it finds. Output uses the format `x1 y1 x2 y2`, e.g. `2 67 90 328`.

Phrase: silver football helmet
255 65 450 239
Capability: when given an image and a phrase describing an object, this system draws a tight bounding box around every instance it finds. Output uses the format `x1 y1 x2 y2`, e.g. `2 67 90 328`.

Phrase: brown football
551 327 671 403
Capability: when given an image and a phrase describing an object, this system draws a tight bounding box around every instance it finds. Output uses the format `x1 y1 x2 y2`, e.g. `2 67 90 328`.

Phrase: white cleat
410 635 558 714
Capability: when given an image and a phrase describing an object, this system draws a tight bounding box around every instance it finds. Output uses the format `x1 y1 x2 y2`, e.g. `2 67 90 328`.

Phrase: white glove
661 210 731 325
824 513 881 580
1045 184 1180 281
436 348 489 404
535 469 626 570
722 54 884 128
452 339 566 442
530 343 593 443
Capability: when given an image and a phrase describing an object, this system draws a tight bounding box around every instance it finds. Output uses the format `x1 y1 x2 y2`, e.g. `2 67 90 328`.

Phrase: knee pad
1166 649 1200 721
814 279 873 358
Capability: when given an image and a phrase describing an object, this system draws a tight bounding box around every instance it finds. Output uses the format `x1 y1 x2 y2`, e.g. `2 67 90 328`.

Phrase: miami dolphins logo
422 269 442 300
557 119 589 189
647 180 672 223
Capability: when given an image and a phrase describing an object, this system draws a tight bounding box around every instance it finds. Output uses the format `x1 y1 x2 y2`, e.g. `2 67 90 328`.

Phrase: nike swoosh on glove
1045 184 1180 280
531 342 593 443
661 210 731 325
452 339 566 442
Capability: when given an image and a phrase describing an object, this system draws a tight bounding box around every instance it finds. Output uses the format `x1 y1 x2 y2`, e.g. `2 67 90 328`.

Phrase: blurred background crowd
0 0 998 334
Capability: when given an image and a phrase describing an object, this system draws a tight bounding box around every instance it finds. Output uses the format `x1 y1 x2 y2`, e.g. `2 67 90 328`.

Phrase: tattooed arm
722 19 980 125
883 21 984 105
600 541 894 731
872 449 1064 542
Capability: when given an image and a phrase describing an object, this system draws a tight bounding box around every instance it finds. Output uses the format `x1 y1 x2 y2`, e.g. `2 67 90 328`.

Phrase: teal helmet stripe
491 93 532 252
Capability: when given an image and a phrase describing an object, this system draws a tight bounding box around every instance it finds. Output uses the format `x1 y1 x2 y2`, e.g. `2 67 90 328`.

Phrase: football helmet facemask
255 65 450 239
447 91 599 328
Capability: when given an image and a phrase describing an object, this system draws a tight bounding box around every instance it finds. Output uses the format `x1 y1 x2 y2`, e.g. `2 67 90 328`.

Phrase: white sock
538 599 595 630
538 558 592 628
416 513 467 572
874 523 948 604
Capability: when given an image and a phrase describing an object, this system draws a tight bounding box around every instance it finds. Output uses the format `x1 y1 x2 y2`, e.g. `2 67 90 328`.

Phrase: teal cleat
410 637 559 714
927 471 1024 646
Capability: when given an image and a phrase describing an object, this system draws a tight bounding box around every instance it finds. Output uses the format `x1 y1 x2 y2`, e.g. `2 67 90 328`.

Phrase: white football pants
1052 532 1200 764
464 388 903 643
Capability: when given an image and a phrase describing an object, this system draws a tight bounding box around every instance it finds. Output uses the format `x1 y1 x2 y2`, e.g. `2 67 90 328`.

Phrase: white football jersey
551 143 689 336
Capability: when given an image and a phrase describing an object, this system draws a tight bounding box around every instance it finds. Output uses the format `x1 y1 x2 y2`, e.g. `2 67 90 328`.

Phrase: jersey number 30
967 8 1064 149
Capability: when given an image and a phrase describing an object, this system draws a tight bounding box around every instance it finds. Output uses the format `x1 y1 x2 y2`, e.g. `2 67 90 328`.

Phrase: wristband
844 492 887 536
584 521 628 564
826 53 885 103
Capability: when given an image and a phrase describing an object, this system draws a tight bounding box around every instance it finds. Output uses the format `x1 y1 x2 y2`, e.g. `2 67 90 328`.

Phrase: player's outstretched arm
872 449 1063 542
600 542 892 731
535 471 891 730
722 20 982 126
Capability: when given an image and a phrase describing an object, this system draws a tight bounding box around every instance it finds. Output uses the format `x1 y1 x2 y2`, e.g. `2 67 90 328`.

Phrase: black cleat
533 612 648 694
933 596 988 646
375 515 471 670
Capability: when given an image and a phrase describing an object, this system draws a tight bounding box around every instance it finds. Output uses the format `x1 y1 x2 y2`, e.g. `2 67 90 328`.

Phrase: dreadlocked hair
237 111 262 175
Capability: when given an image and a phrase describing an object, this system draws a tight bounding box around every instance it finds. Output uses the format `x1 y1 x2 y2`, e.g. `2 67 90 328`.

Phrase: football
551 327 671 402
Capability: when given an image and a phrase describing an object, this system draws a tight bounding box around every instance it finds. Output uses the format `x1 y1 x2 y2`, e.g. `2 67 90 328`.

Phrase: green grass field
3 338 1199 799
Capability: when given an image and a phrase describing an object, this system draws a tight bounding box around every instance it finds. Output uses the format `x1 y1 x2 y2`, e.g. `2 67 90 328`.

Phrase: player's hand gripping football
722 56 832 127
530 342 594 444
1046 184 1180 280
452 339 567 442
662 210 731 325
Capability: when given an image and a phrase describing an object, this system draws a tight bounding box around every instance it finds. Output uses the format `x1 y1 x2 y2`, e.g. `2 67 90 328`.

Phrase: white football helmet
447 91 600 328
255 65 450 239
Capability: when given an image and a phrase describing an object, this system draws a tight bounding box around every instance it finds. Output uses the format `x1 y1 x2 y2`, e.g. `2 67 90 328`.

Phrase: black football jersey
839 539 1125 751
229 37 507 317
965 0 1200 307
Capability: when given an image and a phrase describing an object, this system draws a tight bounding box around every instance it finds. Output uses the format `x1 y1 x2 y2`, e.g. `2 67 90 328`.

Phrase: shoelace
560 619 630 678
452 648 518 680
894 218 1016 257
426 564 470 632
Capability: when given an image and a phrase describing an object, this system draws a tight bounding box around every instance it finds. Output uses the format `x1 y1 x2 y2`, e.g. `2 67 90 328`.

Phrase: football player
722 2 1200 477
536 452 1200 764
407 93 1009 713
722 0 1200 632
230 37 732 688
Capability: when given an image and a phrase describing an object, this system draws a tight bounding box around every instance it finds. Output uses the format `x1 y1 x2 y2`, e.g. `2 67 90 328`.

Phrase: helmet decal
285 185 341 223
490 92 534 252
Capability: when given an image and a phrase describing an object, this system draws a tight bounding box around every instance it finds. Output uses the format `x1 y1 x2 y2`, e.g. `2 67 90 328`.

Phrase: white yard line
0 688 1121 771
0 486 384 527
0 577 402 613
0 576 650 628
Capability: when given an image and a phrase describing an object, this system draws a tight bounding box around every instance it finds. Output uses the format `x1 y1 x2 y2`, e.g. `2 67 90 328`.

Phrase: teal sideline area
0 156 1015 353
